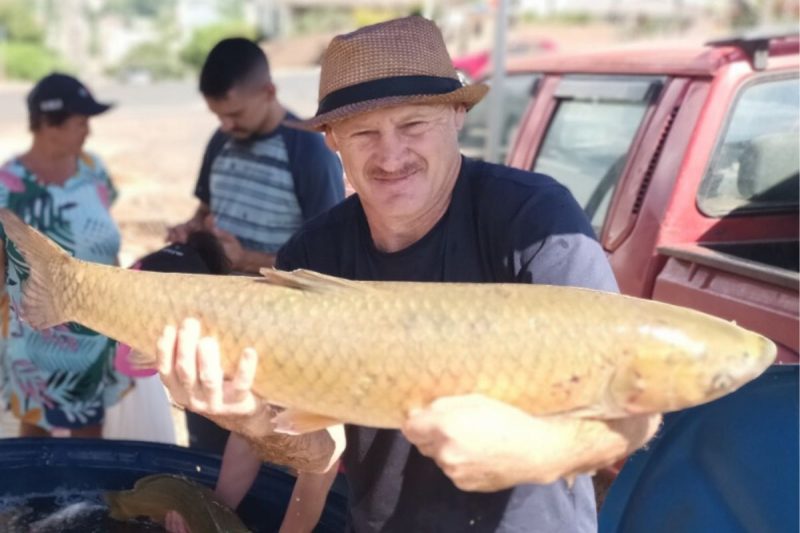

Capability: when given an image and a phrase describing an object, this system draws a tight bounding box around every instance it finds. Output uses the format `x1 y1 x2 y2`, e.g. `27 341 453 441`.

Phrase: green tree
216 0 246 21
102 0 175 20
0 0 45 42
110 41 185 81
180 21 258 71
0 1 68 80
0 42 67 80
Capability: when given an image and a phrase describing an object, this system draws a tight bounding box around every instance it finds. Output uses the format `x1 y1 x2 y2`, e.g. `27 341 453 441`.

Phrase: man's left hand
402 394 659 492
402 394 570 492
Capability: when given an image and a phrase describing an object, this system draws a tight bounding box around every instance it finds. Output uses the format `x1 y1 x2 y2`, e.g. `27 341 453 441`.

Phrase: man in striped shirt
168 38 344 274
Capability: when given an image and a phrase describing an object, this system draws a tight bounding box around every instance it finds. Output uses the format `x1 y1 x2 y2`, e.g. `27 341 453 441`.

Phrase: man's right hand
164 510 191 533
156 318 275 438
166 219 203 244
156 319 346 473
167 204 211 244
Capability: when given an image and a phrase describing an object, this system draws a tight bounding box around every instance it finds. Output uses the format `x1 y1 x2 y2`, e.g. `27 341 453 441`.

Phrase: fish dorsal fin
259 268 365 293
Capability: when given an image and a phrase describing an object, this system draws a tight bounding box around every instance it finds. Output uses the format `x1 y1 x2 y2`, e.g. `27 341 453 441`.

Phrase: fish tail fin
0 208 73 329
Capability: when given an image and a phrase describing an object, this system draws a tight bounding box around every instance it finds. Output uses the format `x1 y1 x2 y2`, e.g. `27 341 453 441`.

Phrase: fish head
609 309 776 415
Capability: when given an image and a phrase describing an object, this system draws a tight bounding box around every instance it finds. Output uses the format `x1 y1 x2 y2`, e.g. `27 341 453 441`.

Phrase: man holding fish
157 16 661 532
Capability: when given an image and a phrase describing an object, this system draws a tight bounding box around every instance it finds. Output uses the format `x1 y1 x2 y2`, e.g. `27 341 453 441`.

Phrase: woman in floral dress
0 73 131 438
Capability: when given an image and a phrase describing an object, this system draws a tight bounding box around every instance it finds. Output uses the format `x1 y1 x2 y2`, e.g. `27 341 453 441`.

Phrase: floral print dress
0 153 132 431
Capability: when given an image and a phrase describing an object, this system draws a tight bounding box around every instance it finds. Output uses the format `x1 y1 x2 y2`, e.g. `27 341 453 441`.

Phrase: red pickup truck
466 32 799 363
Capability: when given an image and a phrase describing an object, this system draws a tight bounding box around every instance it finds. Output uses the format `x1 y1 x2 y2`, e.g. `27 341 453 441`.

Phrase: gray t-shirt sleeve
512 184 619 293
521 232 619 291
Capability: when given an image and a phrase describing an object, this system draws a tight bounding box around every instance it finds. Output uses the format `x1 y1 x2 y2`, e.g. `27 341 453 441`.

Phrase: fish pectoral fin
259 268 366 293
271 409 342 435
557 405 628 419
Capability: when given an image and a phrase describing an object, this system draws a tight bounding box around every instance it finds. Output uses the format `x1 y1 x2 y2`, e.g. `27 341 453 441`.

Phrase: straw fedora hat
289 16 488 131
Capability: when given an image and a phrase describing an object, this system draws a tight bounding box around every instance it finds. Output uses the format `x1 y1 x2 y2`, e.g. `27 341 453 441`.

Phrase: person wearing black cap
0 72 130 439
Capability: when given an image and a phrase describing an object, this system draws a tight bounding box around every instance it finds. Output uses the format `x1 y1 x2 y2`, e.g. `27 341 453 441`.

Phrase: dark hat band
316 75 462 117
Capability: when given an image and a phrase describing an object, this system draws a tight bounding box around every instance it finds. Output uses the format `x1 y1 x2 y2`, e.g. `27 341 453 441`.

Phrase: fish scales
67 267 618 423
0 208 776 430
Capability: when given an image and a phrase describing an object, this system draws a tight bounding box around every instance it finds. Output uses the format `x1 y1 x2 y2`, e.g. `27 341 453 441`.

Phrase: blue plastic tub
600 365 799 533
0 438 347 532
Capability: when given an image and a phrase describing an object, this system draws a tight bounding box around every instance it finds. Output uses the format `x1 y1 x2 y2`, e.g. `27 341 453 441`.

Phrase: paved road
0 68 320 123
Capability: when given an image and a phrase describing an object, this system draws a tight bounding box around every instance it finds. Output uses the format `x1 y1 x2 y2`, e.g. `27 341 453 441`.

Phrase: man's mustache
368 164 424 180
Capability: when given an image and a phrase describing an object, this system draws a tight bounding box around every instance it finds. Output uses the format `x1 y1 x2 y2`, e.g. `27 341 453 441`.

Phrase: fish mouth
756 334 778 368
729 334 777 380
703 335 776 402
706 371 735 397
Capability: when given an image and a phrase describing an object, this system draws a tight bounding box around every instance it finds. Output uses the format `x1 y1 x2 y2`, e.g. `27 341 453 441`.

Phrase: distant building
518 0 717 17
176 0 224 41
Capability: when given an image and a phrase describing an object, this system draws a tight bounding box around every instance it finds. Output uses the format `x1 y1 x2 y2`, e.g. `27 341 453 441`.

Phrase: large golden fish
0 209 775 432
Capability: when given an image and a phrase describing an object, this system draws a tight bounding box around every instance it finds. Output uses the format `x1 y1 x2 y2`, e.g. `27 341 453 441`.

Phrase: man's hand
156 318 274 438
156 318 344 474
167 205 210 244
402 394 660 492
164 511 191 533
166 220 201 244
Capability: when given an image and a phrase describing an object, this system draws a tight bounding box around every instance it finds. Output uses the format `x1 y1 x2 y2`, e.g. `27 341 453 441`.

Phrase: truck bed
660 241 799 289
653 242 799 363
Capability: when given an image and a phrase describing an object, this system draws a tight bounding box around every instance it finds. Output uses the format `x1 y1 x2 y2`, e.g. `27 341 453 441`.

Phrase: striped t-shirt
195 113 344 254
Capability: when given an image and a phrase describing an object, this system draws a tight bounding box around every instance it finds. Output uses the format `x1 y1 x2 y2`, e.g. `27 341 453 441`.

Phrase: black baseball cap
27 72 112 116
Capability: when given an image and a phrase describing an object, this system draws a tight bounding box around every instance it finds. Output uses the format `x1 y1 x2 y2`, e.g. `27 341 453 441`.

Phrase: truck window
531 76 659 233
698 76 799 216
459 73 540 163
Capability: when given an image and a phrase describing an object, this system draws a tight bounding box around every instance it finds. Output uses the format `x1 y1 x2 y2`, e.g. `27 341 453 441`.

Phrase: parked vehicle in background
455 37 557 163
458 70 540 162
504 31 799 363
452 37 557 81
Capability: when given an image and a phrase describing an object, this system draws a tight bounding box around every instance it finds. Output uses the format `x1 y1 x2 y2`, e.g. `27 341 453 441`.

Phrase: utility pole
760 0 777 24
424 0 436 19
484 0 508 163
0 27 5 81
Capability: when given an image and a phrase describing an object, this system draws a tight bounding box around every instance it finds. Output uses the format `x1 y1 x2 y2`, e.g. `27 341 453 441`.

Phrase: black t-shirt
277 157 617 533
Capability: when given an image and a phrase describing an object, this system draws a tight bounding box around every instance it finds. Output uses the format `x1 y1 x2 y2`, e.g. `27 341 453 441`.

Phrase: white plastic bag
103 375 177 444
